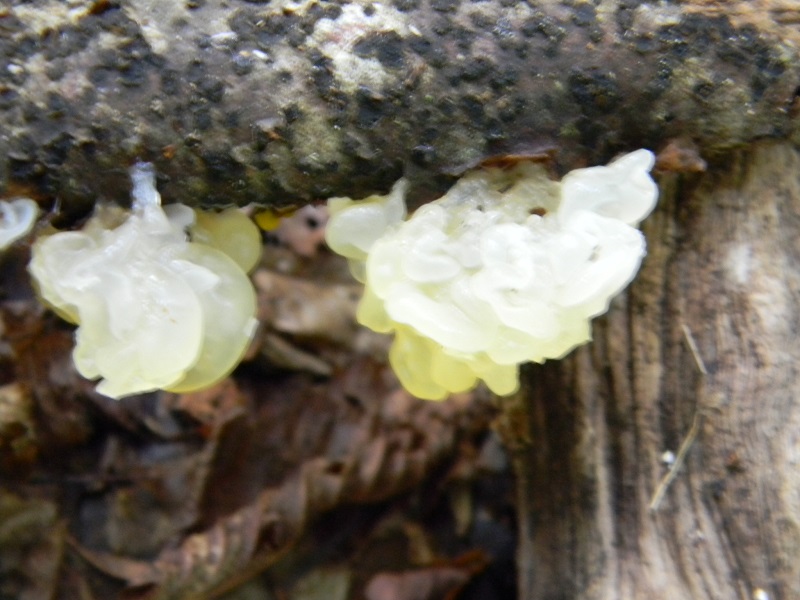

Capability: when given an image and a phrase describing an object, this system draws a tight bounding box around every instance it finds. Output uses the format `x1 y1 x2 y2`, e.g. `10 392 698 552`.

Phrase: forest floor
0 204 517 600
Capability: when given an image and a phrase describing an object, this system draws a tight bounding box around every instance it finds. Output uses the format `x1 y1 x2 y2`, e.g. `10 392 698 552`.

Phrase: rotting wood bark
2 1 799 212
499 140 800 600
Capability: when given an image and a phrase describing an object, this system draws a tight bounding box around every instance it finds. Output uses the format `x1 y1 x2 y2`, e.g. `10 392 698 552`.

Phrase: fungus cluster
28 164 260 399
326 150 658 400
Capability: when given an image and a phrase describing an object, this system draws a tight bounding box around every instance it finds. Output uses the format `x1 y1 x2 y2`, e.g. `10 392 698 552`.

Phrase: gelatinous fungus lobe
326 151 658 400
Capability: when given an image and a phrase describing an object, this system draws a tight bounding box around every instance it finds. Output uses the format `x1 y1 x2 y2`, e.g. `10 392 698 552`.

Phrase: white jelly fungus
191 207 263 274
0 198 38 251
326 150 659 400
29 163 260 399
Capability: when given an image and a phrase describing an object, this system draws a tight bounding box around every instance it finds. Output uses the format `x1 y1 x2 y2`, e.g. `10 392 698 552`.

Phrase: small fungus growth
29 163 260 399
326 150 658 400
0 198 38 251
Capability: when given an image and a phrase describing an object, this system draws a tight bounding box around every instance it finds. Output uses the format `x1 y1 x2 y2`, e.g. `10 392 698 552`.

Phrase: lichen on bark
1 0 798 212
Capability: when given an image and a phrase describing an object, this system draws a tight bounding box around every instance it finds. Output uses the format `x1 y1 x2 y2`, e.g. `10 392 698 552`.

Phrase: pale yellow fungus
254 209 283 231
326 150 658 400
0 198 38 251
29 163 259 399
192 207 262 273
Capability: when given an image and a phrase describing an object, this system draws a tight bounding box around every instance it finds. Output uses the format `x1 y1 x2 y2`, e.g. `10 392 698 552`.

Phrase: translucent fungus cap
326 150 659 400
29 163 259 399
191 207 262 273
325 179 407 281
0 198 38 250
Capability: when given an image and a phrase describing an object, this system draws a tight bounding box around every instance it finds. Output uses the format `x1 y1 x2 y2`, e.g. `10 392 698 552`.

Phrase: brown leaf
258 332 333 376
0 491 65 600
253 270 361 344
98 396 251 557
364 550 490 600
69 541 161 590
2 303 96 448
73 496 265 599
166 379 248 429
68 367 493 599
0 382 38 471
654 138 707 174
363 567 471 600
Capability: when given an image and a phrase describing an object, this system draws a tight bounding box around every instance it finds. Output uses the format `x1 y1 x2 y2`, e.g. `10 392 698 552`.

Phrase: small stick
681 322 708 375
649 323 707 512
649 410 702 511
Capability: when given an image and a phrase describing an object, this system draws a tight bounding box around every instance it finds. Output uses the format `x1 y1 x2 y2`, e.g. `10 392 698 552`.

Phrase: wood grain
502 141 800 600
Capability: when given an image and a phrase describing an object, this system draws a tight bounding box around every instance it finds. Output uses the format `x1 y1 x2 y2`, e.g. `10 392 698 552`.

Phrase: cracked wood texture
498 141 800 600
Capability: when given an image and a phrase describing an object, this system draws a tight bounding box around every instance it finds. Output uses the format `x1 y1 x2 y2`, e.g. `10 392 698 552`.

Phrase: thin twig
649 410 702 511
681 322 708 375
649 323 707 512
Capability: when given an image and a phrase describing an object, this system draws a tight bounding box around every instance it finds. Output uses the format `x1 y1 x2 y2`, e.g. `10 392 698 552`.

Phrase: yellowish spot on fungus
192 207 262 273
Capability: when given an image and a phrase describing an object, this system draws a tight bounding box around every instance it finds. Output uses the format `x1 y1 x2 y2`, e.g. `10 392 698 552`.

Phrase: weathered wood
2 1 799 211
499 141 800 600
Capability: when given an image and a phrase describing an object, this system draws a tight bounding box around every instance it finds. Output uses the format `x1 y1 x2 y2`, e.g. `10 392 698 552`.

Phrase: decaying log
1 0 799 211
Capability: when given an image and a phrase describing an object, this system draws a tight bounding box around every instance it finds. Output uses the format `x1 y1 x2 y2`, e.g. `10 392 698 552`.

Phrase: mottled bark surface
2 0 799 212
499 141 800 600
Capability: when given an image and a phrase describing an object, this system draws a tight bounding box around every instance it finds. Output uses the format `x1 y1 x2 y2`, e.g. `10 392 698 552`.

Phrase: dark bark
499 141 800 600
1 1 799 212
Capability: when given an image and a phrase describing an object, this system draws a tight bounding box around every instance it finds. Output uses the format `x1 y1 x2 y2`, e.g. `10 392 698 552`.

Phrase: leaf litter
0 208 515 600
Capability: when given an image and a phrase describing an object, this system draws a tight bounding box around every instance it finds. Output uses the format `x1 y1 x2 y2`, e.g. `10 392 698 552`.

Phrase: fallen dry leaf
364 552 489 600
0 491 65 600
68 372 493 599
654 138 707 174
0 219 507 600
